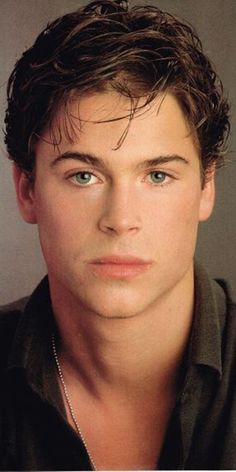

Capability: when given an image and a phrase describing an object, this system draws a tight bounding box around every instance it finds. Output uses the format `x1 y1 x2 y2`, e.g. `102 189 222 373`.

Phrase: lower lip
89 262 152 279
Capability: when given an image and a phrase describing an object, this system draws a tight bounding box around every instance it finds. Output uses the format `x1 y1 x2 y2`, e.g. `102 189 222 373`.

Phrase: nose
98 183 142 236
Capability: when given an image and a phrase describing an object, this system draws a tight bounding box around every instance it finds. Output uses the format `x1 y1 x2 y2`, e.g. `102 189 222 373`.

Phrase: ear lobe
199 166 216 222
13 164 37 224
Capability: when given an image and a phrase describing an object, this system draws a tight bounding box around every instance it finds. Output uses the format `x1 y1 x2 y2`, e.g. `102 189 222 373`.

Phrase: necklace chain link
52 333 97 471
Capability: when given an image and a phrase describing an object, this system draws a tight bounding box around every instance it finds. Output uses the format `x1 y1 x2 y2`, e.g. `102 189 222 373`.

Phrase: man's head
5 0 230 181
4 1 230 319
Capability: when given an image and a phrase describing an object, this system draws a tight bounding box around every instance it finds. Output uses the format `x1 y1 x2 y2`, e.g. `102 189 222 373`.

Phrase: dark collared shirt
0 264 236 470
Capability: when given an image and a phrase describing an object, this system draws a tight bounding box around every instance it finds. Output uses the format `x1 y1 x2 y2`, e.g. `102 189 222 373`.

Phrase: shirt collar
189 262 226 378
7 277 58 404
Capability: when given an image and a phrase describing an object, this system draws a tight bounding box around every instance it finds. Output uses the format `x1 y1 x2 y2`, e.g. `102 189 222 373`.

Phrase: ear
13 164 37 224
198 165 216 222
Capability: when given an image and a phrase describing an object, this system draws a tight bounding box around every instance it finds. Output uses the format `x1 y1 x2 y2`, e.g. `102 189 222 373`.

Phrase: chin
74 285 150 320
93 306 145 320
88 297 147 320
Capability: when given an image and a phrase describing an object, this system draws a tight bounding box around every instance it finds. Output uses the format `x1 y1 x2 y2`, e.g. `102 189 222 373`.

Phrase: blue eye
148 171 167 184
71 172 98 185
75 172 91 184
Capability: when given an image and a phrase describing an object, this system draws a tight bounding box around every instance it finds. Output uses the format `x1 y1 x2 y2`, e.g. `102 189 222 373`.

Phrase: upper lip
89 255 152 264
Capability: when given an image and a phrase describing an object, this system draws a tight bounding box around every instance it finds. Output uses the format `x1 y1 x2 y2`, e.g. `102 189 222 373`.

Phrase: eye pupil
151 171 165 183
75 172 91 183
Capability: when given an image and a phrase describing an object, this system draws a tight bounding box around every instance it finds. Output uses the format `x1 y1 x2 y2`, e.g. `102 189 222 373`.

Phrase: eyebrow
51 151 189 170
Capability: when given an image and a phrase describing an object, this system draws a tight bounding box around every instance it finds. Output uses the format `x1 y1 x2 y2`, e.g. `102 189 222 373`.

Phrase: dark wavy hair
4 0 230 178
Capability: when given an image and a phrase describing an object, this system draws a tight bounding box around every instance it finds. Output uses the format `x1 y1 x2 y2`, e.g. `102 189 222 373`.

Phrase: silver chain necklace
51 333 97 471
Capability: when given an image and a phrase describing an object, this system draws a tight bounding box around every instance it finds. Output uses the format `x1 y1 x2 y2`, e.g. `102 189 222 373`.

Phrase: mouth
87 255 153 279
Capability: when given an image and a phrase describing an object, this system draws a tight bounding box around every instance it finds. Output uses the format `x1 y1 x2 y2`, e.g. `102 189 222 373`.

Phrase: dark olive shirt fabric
0 264 236 470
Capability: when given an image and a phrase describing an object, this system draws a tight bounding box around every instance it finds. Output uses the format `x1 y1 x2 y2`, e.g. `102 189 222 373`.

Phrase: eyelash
67 170 174 187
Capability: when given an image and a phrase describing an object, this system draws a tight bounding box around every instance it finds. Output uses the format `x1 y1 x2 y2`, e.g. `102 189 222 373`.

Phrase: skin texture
13 92 215 469
14 92 215 322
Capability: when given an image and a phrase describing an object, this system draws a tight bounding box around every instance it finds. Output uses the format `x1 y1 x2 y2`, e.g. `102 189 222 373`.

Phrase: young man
1 0 235 470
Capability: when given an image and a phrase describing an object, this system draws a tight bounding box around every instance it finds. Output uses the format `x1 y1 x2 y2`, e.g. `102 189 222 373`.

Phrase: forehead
37 92 199 165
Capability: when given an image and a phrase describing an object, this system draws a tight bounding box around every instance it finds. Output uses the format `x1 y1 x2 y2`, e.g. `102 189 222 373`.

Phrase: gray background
0 0 235 304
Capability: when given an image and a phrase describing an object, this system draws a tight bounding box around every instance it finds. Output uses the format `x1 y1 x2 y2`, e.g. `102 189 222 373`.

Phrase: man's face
16 92 215 319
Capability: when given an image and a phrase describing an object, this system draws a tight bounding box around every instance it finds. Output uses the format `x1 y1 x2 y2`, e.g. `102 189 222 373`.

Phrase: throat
54 331 177 471
57 302 192 400
52 263 194 397
51 266 194 470
52 302 192 470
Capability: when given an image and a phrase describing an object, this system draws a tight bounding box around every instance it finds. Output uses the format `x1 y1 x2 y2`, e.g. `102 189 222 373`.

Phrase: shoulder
214 278 236 384
213 277 236 347
215 278 236 323
0 297 29 369
0 296 29 314
0 296 29 329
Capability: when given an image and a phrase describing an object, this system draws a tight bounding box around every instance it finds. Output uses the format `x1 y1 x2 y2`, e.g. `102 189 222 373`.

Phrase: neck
51 267 194 400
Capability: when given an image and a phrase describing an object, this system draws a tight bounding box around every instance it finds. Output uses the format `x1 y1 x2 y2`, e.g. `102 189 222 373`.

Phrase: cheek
168 192 202 258
146 186 202 250
154 185 201 222
34 189 96 260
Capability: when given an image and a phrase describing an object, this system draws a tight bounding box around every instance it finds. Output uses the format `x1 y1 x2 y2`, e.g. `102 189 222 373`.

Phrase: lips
90 255 151 264
88 255 152 279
